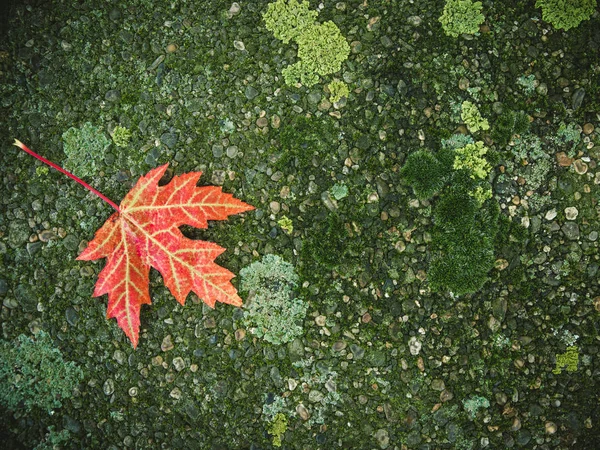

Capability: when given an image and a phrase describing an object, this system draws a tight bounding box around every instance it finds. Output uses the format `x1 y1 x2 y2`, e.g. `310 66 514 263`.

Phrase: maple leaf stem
13 139 121 212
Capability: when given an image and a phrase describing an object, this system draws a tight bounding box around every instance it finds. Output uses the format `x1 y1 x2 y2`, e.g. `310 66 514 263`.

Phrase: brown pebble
361 312 372 323
556 152 573 167
234 329 246 341
583 123 594 135
166 44 177 53
573 159 588 174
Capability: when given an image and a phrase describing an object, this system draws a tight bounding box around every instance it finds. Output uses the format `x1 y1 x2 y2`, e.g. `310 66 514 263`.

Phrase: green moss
492 110 530 147
328 79 350 103
110 125 132 148
553 346 579 374
453 141 492 180
0 331 84 413
536 0 597 30
461 101 489 133
268 413 288 447
62 122 111 178
400 150 449 199
240 255 307 345
430 198 499 295
439 0 485 38
301 212 350 270
433 188 477 231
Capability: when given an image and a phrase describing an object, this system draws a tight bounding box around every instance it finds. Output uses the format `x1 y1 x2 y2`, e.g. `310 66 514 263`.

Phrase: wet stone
561 222 580 240
309 389 324 402
113 350 126 365
244 86 259 100
105 89 121 102
332 340 346 352
172 357 185 371
65 307 79 326
160 132 178 148
350 344 365 359
103 379 115 396
296 403 310 420
572 88 585 110
161 335 174 352
374 429 390 449
27 242 43 256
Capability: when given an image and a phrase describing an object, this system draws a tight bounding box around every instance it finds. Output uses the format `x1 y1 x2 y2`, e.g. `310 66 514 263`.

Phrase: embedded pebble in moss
173 357 185 371
65 307 79 326
160 132 178 149
564 207 578 220
245 86 259 100
161 335 174 352
561 222 580 240
103 379 115 396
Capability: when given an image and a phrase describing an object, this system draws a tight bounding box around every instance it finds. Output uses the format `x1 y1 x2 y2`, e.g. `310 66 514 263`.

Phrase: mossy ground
1 0 600 449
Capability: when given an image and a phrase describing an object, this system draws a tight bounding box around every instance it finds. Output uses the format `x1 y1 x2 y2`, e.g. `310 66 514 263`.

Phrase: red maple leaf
13 140 254 348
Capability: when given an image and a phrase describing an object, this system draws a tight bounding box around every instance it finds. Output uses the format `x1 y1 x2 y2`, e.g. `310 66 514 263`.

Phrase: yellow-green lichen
553 346 579 374
461 101 489 133
268 413 288 447
453 141 491 180
328 79 349 103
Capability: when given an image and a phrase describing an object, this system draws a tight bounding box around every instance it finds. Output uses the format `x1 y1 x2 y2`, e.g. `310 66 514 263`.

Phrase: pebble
271 115 281 128
296 403 310 420
583 123 594 135
65 307 79 326
556 152 573 167
332 341 347 352
103 379 115 396
408 336 422 355
545 422 557 434
374 429 390 449
545 209 557 221
234 328 246 341
161 335 174 352
564 206 578 220
573 159 588 174
129 387 138 397
561 222 580 240
170 388 182 400
173 357 185 371
229 2 241 15
226 145 238 158
256 117 268 128
244 86 259 100
315 315 326 326
166 43 177 53
233 40 245 51
440 389 453 402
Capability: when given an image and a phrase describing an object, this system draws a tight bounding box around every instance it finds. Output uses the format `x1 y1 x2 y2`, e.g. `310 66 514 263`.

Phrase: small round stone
564 207 578 220
315 315 326 326
129 387 138 397
583 123 594 135
166 43 177 53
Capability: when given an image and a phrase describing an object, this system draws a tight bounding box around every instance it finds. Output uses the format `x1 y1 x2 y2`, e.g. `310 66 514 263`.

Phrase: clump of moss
110 125 132 148
0 331 84 413
263 0 350 87
400 150 449 199
240 254 307 345
553 346 579 374
461 101 489 133
62 122 111 177
402 137 499 295
328 79 350 103
268 413 288 447
492 110 530 147
439 0 485 37
536 0 596 30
